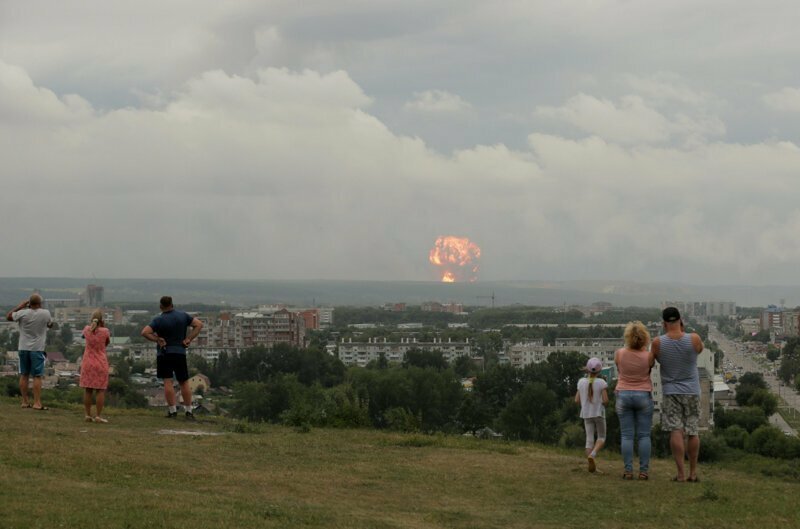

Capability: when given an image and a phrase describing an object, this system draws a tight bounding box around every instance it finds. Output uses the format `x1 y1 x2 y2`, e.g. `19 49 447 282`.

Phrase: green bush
558 423 586 449
383 407 421 432
650 423 671 458
722 425 749 449
745 426 796 459
698 432 727 462
320 384 371 428
3 377 21 397
715 406 768 433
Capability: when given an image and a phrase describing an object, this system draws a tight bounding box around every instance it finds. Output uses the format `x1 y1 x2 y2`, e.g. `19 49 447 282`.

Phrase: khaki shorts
661 394 700 436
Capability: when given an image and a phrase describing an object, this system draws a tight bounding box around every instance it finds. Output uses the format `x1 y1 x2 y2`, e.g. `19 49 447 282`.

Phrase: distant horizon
2 277 799 308
3 276 800 289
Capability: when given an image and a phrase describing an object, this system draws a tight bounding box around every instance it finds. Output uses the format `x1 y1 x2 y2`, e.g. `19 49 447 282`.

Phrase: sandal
85 415 94 422
93 416 108 424
687 476 700 483
671 476 685 482
638 472 649 481
32 406 49 411
622 472 634 480
21 403 31 408
587 455 596 473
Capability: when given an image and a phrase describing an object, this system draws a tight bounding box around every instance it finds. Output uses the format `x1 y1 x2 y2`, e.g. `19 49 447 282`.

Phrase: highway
708 324 799 435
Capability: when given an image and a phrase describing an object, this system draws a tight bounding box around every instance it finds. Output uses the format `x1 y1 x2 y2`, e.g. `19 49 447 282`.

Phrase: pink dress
80 326 110 390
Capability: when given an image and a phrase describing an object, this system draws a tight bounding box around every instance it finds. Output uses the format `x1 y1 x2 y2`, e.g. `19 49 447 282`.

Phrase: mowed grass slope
1 401 798 529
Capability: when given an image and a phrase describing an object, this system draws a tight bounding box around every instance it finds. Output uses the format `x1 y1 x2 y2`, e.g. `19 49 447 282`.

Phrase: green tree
779 338 800 384
402 349 448 370
747 389 778 417
714 406 767 433
113 357 131 383
106 378 147 408
453 354 476 378
499 382 561 443
472 364 523 416
59 324 73 346
766 344 780 362
738 372 768 389
188 353 210 376
455 392 491 434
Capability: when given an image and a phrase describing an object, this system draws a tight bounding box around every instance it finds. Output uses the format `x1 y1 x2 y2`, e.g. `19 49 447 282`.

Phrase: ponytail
587 374 596 401
89 309 104 333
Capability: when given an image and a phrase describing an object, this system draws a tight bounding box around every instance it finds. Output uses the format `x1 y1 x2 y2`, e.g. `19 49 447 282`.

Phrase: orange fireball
429 236 481 282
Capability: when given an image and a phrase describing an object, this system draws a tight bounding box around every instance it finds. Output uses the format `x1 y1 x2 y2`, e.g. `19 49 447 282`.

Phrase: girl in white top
574 357 609 473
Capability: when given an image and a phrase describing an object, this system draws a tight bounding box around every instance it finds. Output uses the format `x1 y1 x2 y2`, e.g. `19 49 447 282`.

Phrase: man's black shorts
156 354 189 382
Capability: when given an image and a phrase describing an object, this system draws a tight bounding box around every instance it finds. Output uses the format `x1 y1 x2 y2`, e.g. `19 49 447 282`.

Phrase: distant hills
1 277 798 308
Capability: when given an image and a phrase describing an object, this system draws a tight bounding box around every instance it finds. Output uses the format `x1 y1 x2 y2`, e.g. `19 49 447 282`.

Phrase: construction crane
476 291 496 309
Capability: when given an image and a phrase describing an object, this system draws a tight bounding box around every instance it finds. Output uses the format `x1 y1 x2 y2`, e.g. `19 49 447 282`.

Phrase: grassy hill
1 401 799 529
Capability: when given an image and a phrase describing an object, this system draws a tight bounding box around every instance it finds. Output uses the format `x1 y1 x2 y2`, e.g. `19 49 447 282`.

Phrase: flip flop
32 406 49 411
21 403 31 408
687 476 700 483
671 476 685 482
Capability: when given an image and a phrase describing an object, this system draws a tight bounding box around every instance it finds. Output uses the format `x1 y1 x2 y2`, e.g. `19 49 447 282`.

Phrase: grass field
1 400 799 529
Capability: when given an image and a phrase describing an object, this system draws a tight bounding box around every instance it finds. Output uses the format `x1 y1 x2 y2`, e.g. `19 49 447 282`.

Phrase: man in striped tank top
652 306 704 482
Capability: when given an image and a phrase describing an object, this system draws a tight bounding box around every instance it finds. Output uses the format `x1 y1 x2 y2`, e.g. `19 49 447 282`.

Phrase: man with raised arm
141 296 204 420
6 294 54 410
652 306 704 482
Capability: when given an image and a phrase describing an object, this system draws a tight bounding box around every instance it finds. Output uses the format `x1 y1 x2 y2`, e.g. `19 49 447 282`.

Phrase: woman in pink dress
80 309 111 423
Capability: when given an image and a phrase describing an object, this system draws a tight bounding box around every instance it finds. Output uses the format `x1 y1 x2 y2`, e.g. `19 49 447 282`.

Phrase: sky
2 0 800 284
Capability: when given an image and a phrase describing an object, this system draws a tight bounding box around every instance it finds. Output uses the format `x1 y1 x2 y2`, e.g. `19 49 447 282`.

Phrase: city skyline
2 2 800 284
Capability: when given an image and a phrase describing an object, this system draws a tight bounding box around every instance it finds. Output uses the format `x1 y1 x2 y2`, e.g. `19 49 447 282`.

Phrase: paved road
709 324 798 436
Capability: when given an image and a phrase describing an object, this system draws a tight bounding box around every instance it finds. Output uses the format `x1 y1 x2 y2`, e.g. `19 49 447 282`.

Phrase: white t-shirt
12 308 53 352
577 377 607 419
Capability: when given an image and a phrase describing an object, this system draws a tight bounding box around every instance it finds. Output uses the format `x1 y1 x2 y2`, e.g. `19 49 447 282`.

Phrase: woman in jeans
614 321 655 480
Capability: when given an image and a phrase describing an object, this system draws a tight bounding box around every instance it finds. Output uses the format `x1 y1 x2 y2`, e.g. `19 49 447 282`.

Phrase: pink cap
586 357 603 374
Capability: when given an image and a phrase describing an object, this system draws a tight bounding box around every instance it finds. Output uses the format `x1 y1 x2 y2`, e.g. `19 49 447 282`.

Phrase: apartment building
337 337 472 367
662 301 736 319
196 309 306 349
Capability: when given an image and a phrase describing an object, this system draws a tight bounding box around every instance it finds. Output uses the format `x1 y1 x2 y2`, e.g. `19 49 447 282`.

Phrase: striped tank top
658 333 700 396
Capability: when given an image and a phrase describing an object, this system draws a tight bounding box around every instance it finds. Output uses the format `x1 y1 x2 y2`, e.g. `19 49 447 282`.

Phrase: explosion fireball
429 236 481 283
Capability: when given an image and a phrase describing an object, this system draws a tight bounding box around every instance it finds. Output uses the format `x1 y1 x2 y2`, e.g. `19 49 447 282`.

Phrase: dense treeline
779 337 800 392
331 306 663 329
466 307 661 329
703 372 800 461
202 343 594 443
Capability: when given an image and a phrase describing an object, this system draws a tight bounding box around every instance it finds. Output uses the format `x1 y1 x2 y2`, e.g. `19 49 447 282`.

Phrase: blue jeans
616 391 654 473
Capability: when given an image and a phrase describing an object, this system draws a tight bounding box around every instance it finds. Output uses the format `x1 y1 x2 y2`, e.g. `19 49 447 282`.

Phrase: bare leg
179 381 193 409
670 430 686 480
591 438 605 456
32 376 43 409
96 390 105 417
83 388 93 417
163 378 176 407
687 435 700 480
19 375 29 407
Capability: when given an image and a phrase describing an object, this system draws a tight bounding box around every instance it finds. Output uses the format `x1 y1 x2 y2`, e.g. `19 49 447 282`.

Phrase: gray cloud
2 1 800 285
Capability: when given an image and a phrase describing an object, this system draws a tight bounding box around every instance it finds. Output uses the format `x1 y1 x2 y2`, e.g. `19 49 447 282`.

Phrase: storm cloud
1 1 799 285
